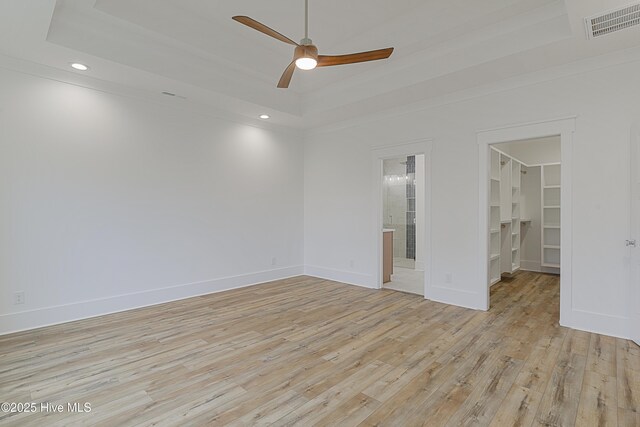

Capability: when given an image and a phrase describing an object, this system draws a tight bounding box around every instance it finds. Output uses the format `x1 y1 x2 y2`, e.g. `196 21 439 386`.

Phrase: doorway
372 140 432 298
381 155 424 295
487 137 561 311
477 117 575 327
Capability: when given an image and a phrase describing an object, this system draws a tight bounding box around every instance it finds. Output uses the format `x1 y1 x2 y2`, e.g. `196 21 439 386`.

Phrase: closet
489 146 560 285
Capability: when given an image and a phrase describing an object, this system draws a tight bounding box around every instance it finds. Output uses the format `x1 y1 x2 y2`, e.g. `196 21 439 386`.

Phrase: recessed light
70 63 89 71
259 114 270 119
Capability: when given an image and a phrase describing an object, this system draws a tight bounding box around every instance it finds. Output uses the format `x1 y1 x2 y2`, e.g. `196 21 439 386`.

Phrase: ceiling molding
305 45 640 135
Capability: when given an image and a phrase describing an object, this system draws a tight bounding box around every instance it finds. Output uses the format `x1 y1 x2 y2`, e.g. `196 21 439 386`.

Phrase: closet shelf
489 148 524 285
542 164 561 271
489 159 561 279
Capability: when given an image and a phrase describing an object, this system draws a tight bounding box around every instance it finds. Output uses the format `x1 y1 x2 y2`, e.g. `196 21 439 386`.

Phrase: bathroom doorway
381 154 425 295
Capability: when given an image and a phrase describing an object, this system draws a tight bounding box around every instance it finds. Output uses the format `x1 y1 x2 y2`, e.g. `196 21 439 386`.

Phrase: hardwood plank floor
0 272 638 426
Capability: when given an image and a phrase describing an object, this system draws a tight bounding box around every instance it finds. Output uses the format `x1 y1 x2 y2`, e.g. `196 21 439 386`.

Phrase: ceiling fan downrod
301 0 311 45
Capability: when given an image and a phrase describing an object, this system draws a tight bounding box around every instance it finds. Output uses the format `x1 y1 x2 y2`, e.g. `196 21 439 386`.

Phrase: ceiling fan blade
317 48 394 67
232 16 299 46
277 61 296 88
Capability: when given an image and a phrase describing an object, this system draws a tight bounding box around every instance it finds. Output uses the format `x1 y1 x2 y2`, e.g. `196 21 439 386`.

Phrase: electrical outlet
271 257 277 266
14 291 25 305
445 273 453 284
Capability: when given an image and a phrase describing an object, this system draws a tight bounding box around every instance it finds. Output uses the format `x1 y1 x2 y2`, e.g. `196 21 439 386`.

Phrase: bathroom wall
383 158 408 259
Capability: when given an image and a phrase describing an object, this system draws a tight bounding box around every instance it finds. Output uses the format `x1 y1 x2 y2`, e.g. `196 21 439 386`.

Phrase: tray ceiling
0 0 639 129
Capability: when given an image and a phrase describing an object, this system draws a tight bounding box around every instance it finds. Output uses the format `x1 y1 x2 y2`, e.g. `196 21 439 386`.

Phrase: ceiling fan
232 0 394 88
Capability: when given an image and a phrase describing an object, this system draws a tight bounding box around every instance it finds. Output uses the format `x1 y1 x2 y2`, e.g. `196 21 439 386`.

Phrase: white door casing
629 123 640 346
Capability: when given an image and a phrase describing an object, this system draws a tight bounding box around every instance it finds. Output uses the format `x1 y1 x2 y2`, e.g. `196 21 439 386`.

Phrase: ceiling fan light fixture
294 43 318 70
295 57 317 70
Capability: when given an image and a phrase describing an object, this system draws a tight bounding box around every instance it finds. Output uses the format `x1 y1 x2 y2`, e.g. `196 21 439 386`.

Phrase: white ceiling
0 0 639 130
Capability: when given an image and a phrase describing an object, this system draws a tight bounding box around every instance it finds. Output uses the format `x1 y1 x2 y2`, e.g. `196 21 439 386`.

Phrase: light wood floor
1 272 639 426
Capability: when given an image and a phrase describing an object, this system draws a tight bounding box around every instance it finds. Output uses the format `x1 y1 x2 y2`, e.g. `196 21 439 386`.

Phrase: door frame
372 139 433 297
477 117 575 327
630 123 640 345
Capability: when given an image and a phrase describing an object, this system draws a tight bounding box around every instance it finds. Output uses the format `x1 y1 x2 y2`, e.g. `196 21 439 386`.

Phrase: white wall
0 68 304 334
304 58 640 338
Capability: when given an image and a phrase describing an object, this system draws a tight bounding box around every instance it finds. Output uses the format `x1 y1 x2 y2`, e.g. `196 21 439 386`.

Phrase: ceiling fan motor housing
294 43 318 61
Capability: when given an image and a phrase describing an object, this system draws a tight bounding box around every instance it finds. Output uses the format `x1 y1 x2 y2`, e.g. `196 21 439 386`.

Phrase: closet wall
520 166 542 271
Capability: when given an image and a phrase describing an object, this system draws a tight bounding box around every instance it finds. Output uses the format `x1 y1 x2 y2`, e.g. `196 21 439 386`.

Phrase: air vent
585 3 640 39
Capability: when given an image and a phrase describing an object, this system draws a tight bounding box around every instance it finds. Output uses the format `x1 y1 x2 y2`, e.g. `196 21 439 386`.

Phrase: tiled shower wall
405 156 416 260
383 156 416 261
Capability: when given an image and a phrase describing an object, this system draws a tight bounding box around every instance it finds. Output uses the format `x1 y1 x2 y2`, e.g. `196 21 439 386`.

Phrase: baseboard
427 285 486 311
568 308 630 340
520 261 559 275
540 266 560 275
520 260 541 272
10 265 627 341
0 266 304 336
303 265 376 289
